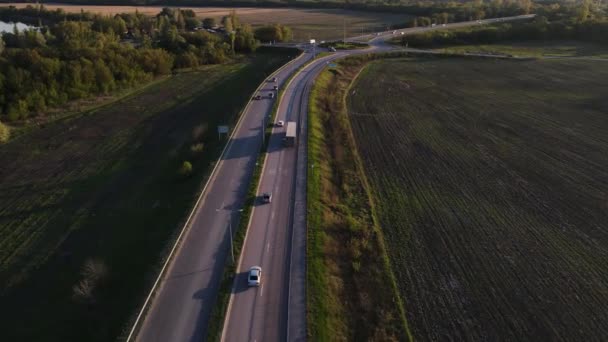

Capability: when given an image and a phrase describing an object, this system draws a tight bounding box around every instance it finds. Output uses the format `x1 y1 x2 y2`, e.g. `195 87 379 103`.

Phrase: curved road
220 14 535 342
131 14 535 342
132 52 313 342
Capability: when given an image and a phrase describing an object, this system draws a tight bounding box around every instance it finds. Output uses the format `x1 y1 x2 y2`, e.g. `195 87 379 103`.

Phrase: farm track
347 57 608 340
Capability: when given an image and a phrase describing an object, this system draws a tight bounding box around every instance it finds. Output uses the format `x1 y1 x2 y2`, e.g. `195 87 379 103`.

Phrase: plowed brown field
346 57 608 341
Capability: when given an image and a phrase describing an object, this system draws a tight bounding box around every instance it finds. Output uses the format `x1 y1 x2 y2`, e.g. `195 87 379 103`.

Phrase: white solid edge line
126 50 307 342
220 51 319 342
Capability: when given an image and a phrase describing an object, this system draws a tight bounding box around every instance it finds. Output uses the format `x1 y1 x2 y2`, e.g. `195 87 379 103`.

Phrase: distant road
350 14 536 43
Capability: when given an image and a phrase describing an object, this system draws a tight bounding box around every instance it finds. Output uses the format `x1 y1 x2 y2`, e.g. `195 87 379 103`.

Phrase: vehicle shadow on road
232 271 252 294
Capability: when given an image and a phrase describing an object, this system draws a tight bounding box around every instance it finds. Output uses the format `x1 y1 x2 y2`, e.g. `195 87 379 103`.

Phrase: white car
248 266 262 286
276 120 284 127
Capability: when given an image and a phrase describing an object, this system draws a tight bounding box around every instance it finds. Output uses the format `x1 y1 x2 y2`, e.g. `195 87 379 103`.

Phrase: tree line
407 0 533 28
0 0 543 17
0 5 262 122
400 1 608 47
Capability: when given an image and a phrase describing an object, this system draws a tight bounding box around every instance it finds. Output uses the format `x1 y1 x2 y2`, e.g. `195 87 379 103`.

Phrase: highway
220 13 535 342
130 14 535 342
132 52 313 342
220 51 350 342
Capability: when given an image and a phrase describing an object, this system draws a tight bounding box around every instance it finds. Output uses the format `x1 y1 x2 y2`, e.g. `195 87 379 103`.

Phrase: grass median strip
206 48 313 342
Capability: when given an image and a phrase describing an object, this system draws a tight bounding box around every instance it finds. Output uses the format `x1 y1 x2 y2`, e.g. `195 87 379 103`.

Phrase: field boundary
341 60 412 339
306 54 413 340
125 50 305 342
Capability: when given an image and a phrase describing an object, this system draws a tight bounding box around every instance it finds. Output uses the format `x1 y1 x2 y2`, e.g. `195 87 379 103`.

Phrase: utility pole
228 218 234 262
216 208 244 264
343 18 346 43
262 117 265 145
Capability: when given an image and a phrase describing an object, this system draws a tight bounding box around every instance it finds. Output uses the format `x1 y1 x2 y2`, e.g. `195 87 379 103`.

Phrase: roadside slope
307 55 410 341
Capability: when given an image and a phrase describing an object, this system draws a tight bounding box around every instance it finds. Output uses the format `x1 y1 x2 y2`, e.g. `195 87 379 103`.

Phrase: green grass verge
307 54 410 341
436 41 608 58
319 41 369 50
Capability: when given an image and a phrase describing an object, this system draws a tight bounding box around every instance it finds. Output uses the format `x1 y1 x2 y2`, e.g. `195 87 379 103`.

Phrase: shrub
0 121 9 143
192 123 207 141
179 160 193 177
190 143 204 153
72 258 108 303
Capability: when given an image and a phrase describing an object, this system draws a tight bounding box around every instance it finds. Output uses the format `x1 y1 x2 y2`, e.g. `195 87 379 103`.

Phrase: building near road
283 121 297 147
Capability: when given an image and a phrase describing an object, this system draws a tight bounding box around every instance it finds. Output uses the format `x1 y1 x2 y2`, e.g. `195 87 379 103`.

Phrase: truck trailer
283 121 296 147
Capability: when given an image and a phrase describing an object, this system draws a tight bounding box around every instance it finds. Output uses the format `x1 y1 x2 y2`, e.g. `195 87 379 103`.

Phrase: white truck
283 121 296 147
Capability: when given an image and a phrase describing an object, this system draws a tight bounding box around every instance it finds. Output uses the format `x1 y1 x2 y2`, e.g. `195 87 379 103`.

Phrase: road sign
217 125 229 140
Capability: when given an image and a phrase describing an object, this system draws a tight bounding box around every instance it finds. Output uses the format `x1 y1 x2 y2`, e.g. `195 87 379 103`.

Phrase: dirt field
346 57 608 340
2 3 407 40
0 49 293 341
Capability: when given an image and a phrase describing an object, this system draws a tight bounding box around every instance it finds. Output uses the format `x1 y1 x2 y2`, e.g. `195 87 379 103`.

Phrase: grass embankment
307 56 410 340
319 41 369 50
437 41 608 58
347 57 608 340
0 48 294 342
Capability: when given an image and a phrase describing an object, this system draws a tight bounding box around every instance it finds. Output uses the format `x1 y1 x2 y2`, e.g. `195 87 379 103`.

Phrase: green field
346 57 608 340
0 48 294 341
437 41 608 58
319 41 369 50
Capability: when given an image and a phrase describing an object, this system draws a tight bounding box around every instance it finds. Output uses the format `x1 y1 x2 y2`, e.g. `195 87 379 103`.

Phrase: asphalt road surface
133 52 312 342
220 51 350 342
132 14 534 342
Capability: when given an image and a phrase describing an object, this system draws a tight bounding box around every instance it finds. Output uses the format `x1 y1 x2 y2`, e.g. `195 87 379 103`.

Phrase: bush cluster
0 6 260 120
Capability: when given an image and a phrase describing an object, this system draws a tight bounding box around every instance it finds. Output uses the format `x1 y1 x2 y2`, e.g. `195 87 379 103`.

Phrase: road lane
221 51 350 342
133 52 313 342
